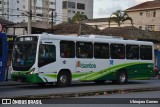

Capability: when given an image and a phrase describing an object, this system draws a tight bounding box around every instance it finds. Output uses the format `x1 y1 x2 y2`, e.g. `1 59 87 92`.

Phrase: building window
77 3 85 10
139 26 142 29
68 1 75 9
81 12 84 14
153 11 156 17
63 1 75 9
140 12 143 16
50 2 55 5
68 10 71 13
72 11 75 13
63 1 67 9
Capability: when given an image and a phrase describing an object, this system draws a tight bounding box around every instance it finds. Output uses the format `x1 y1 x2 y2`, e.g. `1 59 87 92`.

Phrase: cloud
97 4 122 17
94 0 154 18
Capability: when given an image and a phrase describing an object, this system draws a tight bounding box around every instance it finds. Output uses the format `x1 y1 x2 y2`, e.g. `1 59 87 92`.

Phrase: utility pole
2 0 4 17
28 0 32 34
7 0 9 20
51 9 54 30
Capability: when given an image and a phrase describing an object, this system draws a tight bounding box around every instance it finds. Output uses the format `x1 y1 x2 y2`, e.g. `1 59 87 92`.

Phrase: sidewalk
0 80 27 86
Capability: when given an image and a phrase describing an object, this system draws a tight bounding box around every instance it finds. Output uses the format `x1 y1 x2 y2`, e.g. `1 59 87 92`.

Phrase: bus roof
19 33 153 46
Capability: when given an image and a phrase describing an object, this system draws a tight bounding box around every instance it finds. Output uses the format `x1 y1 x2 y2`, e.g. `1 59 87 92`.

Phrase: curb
0 81 27 86
3 87 160 99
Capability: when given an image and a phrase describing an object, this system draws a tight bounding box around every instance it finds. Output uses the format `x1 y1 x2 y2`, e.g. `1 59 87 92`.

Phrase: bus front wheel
57 72 71 87
115 71 128 84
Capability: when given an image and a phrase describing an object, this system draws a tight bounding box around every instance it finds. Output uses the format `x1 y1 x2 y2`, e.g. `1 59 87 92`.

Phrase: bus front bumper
11 72 44 84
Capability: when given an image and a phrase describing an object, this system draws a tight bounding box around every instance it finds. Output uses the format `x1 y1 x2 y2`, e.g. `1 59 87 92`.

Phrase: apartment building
62 0 93 22
0 0 61 24
0 0 9 20
126 0 160 31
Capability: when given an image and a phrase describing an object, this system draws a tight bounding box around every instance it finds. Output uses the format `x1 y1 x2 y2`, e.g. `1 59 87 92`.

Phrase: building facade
62 0 93 22
0 0 62 24
0 0 9 20
126 0 160 31
0 0 93 24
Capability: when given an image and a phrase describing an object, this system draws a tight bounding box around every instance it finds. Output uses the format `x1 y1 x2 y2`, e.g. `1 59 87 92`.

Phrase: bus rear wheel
57 72 71 87
115 71 128 84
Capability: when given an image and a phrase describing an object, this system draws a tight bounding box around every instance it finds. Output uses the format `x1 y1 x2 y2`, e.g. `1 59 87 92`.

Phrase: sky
93 0 154 18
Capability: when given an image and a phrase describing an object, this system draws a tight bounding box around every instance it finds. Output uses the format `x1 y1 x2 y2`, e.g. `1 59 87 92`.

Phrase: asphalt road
0 80 160 98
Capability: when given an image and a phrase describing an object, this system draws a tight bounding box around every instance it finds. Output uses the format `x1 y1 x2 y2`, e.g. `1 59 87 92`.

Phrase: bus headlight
29 68 35 75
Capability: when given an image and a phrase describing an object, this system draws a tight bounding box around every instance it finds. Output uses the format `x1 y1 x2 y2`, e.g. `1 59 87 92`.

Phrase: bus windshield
12 36 38 71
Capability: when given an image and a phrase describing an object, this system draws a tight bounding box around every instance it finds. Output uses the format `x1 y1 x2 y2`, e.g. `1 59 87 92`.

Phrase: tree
109 10 133 27
71 13 88 23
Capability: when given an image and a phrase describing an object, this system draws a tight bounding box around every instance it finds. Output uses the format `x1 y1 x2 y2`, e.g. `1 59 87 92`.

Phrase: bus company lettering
76 61 96 68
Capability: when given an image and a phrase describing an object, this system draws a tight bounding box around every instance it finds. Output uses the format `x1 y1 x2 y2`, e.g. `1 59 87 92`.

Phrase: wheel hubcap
60 75 67 83
120 74 126 83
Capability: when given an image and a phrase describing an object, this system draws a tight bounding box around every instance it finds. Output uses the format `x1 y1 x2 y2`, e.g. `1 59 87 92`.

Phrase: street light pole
28 0 32 34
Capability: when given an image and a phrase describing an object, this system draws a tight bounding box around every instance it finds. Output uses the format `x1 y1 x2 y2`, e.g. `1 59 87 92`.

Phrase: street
1 80 160 107
0 80 160 98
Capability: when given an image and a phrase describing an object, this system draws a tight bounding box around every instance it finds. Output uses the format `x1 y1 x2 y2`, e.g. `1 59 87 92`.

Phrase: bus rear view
0 33 8 81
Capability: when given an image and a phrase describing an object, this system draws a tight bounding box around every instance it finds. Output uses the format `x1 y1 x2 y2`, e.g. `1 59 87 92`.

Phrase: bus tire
57 71 71 87
116 70 128 84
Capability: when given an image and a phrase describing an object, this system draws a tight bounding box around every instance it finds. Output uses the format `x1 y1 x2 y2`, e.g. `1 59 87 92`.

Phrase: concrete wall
126 9 160 31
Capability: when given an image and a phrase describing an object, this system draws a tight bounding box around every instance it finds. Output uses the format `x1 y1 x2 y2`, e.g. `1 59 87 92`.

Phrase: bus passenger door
38 42 58 82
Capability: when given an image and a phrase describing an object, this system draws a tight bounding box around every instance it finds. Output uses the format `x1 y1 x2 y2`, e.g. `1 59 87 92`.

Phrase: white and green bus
11 34 154 87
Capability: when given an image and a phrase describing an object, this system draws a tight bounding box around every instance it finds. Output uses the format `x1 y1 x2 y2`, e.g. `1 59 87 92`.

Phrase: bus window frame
76 41 93 59
126 45 139 60
110 43 125 59
60 40 75 58
94 42 109 59
140 45 152 60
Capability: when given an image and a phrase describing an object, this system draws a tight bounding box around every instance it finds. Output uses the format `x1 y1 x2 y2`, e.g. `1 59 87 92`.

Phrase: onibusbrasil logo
76 61 96 68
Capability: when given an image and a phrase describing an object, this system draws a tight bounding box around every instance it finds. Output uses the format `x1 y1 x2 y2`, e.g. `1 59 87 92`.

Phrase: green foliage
109 10 133 27
71 13 88 23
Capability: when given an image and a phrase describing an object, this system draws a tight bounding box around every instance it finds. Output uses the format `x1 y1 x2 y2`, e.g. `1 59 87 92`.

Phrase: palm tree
71 13 88 23
109 10 133 28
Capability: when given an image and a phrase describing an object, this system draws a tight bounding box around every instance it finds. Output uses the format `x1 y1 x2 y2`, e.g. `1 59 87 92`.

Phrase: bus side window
60 41 75 58
76 42 93 58
111 44 125 59
94 43 109 59
140 45 152 60
126 45 139 60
